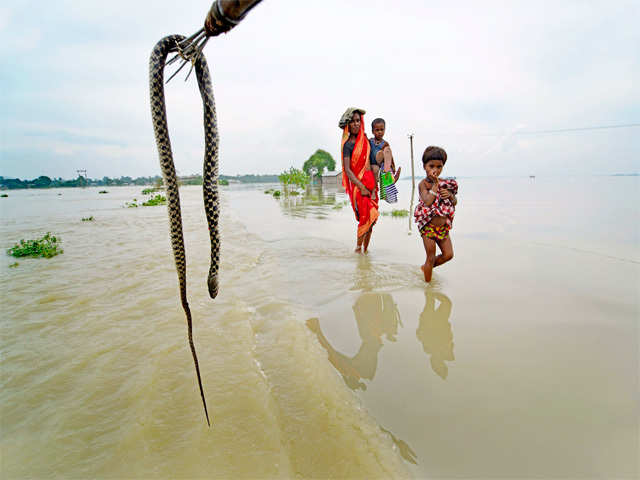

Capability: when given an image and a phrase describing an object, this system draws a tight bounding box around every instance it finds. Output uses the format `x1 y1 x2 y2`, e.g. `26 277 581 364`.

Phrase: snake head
208 274 219 299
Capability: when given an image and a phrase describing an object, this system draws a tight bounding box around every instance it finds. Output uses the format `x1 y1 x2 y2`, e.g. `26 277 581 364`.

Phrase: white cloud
1 0 639 179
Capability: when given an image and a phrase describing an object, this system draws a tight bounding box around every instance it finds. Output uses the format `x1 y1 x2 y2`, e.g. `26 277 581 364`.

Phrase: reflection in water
416 290 454 379
306 292 416 465
277 185 346 219
306 293 400 391
380 427 418 465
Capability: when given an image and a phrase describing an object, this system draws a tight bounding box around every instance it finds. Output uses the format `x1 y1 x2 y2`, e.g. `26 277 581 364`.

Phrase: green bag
380 172 393 200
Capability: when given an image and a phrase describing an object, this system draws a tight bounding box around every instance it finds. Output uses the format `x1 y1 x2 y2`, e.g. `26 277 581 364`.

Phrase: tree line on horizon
1 149 338 191
0 173 284 190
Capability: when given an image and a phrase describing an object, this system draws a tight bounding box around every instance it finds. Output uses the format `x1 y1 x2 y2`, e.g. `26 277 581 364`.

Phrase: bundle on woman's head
338 107 366 129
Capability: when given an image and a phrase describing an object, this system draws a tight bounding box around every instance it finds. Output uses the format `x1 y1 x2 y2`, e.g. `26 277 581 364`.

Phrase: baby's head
371 118 385 141
422 146 447 179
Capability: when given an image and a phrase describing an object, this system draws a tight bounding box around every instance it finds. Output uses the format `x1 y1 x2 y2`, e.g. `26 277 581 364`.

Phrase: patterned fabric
419 224 451 240
380 171 398 203
341 115 378 238
414 178 458 231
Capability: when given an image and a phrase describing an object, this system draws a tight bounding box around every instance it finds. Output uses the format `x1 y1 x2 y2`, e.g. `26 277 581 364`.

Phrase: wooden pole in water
408 133 415 234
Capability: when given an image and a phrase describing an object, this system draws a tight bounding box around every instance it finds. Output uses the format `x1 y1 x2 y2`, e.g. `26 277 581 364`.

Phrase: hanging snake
148 0 262 427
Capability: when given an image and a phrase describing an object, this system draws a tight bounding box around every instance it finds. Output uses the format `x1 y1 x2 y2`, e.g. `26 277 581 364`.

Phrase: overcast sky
1 0 639 180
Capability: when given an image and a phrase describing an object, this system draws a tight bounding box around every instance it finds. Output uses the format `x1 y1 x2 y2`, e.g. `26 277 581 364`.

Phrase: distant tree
303 149 336 177
32 176 52 188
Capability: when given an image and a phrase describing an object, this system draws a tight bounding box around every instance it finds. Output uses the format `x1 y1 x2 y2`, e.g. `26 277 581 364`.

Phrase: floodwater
1 177 638 479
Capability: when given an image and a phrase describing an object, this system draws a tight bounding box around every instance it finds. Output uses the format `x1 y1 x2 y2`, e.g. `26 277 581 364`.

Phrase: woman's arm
343 155 370 196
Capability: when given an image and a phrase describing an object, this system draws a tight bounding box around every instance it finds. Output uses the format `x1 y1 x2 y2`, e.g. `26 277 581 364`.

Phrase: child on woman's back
369 118 401 203
414 146 458 282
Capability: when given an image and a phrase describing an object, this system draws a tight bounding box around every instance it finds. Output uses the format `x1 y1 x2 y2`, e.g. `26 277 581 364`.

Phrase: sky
1 0 639 180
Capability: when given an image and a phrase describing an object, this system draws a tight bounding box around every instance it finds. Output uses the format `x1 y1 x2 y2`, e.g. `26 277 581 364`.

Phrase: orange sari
341 119 379 238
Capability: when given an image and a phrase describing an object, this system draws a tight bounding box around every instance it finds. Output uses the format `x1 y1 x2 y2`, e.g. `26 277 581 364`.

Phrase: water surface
1 177 638 478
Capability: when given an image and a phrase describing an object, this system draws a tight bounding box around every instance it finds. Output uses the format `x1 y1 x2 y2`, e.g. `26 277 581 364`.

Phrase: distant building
321 170 342 187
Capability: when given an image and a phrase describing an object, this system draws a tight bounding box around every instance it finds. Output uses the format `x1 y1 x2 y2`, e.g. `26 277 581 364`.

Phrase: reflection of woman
339 108 379 253
416 291 454 379
306 293 399 390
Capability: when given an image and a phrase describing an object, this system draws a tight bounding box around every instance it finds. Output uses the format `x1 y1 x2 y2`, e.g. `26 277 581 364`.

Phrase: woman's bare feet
354 246 362 254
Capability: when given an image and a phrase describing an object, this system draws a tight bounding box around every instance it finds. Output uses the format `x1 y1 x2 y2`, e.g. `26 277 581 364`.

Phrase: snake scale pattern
149 34 220 427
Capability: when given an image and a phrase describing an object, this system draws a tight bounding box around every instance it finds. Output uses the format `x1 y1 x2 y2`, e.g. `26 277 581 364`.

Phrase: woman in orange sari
340 107 379 253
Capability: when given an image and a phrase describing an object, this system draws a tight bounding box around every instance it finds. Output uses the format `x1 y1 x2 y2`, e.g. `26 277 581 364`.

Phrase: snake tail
149 34 220 427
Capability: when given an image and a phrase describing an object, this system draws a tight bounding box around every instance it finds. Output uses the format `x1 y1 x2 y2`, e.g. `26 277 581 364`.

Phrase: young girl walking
414 146 458 282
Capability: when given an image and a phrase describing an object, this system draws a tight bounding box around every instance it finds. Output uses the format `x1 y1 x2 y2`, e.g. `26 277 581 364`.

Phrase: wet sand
1 177 638 478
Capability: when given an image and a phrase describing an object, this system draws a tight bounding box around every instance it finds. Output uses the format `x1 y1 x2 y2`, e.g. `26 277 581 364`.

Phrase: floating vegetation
264 189 274 194
289 191 300 196
1 194 8 198
382 209 410 217
218 179 229 186
142 194 167 206
9 262 19 268
125 199 139 208
272 190 281 197
7 233 63 259
81 216 95 222
141 187 161 195
98 190 108 194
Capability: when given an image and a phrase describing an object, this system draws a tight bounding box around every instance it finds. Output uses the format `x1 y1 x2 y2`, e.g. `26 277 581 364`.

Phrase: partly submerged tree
279 167 310 190
303 149 336 177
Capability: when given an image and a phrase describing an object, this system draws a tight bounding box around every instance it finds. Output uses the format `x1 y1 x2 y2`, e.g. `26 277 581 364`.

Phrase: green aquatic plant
81 216 95 221
382 209 410 217
7 233 63 259
142 194 167 206
141 187 161 195
9 262 19 268
279 167 310 190
272 190 281 197
218 179 229 186
264 189 273 194
125 200 139 208
1 194 8 198
98 190 108 194
289 190 300 196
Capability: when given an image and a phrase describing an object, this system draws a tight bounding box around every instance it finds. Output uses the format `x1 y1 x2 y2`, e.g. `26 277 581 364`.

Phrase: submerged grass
7 233 63 259
81 216 95 222
382 209 410 217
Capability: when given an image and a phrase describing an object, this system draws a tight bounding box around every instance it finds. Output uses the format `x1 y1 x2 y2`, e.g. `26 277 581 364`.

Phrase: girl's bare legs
421 235 437 282
434 236 453 267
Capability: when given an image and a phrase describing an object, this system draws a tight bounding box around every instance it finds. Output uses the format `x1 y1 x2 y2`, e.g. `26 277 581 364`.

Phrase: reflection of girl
339 108 379 253
416 291 454 379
